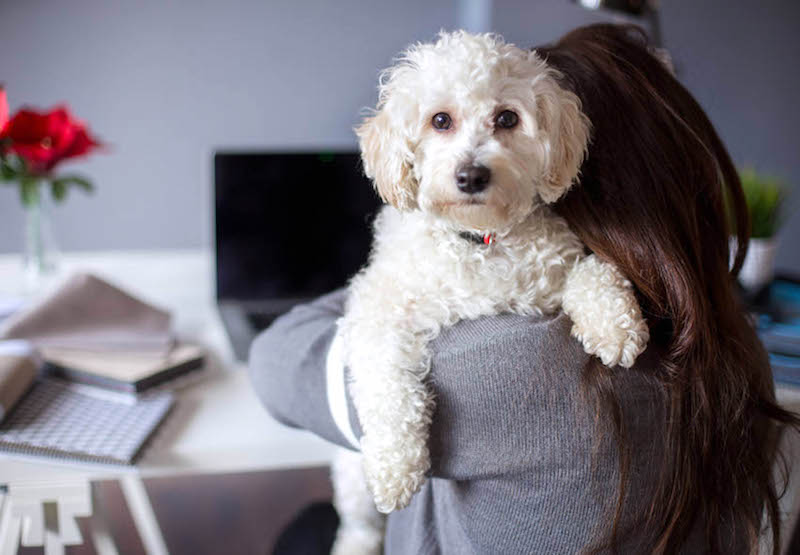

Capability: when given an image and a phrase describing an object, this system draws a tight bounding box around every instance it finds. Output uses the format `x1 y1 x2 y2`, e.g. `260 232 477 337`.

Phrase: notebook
0 378 173 465
42 343 205 393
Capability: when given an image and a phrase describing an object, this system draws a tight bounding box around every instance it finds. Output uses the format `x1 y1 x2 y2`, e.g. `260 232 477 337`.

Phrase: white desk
0 249 337 554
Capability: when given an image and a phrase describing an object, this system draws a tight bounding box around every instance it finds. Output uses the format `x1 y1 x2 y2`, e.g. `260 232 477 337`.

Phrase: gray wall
1 0 798 273
0 0 456 252
661 0 800 275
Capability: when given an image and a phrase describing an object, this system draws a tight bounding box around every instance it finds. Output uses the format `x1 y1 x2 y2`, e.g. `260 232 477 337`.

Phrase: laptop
214 151 381 361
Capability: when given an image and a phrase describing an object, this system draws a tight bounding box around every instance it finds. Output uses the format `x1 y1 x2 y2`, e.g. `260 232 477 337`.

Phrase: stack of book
0 273 204 392
756 278 800 387
0 272 205 464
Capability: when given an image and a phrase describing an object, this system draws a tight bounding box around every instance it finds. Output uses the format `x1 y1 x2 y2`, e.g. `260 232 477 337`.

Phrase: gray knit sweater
248 289 736 554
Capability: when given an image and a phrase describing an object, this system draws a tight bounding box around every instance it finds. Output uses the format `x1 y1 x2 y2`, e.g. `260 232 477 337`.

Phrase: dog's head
356 31 590 233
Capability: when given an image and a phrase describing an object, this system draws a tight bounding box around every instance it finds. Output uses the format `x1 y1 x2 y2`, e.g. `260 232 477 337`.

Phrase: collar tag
458 231 496 246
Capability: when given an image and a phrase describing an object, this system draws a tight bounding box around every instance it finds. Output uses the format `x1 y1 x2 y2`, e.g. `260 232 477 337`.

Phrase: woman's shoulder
431 311 596 399
432 310 581 361
431 310 662 397
427 311 664 468
429 312 592 422
427 310 665 496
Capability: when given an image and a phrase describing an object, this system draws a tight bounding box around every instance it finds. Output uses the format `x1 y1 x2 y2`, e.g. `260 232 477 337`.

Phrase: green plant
739 168 788 239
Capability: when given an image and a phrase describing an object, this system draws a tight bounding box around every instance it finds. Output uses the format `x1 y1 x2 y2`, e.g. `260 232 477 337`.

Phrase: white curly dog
329 31 649 554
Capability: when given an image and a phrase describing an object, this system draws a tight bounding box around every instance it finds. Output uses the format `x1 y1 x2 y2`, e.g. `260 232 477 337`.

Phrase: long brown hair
537 24 799 554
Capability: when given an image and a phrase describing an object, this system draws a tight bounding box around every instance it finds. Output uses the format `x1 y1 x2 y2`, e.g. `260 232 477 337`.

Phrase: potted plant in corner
738 168 789 292
0 86 102 288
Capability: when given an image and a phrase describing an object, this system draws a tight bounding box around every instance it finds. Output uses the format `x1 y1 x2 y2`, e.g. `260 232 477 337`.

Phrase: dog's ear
356 107 418 211
535 75 591 204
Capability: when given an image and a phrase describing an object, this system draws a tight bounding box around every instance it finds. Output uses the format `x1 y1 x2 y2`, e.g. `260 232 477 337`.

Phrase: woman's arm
248 288 362 448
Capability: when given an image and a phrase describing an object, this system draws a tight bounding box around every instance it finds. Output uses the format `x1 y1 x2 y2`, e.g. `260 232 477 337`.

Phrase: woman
249 25 798 554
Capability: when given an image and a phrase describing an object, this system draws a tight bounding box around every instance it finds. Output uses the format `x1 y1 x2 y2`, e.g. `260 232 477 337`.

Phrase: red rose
0 105 101 174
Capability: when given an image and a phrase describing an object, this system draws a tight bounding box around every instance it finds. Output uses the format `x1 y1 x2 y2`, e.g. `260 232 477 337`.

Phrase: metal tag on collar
458 231 496 246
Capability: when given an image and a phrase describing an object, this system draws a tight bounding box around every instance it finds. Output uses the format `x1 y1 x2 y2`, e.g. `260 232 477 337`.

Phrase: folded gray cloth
0 273 173 354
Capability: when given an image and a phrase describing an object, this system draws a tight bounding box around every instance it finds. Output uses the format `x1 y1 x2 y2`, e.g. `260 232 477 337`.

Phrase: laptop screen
214 151 382 301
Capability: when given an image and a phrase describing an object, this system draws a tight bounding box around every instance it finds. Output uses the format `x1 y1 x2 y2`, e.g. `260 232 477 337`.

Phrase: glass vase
23 183 60 290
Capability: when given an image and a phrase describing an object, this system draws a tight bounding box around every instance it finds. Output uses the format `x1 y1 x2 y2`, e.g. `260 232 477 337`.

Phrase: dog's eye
432 112 452 130
495 110 519 129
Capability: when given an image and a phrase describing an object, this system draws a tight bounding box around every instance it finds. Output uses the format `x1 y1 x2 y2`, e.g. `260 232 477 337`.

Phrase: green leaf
52 175 94 195
1 154 29 182
0 159 15 181
738 168 790 238
51 179 68 202
19 178 40 207
10 154 28 176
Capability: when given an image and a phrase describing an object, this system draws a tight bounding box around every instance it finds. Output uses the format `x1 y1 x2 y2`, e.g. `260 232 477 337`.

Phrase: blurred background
0 0 798 273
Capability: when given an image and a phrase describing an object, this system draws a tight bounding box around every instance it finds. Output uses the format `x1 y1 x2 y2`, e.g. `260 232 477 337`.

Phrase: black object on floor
273 502 340 555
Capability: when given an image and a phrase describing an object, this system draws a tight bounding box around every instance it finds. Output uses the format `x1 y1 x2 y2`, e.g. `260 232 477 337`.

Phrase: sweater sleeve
247 288 362 449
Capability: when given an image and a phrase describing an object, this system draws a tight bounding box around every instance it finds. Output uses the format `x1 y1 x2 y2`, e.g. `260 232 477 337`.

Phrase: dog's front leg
331 447 385 555
562 254 649 368
339 290 434 513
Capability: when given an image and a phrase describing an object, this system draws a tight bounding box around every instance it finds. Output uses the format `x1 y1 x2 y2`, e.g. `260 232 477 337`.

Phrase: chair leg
119 474 168 555
89 482 120 555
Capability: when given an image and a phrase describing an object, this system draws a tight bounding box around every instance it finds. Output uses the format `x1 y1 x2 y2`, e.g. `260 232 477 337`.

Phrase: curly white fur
331 448 385 555
331 31 649 554
562 256 650 368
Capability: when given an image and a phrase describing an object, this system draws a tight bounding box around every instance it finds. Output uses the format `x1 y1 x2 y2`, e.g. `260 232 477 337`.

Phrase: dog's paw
563 255 649 368
360 434 429 513
332 525 383 555
572 311 649 368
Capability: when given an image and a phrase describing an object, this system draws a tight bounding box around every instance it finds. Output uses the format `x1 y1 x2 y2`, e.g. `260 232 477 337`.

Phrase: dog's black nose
455 164 491 194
